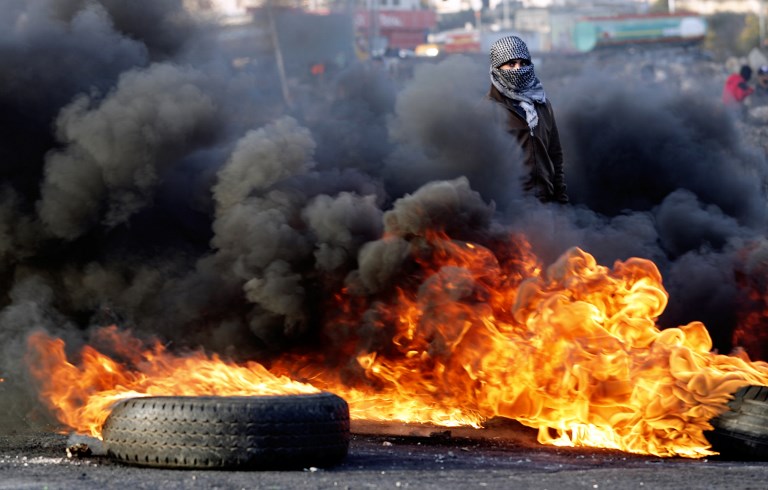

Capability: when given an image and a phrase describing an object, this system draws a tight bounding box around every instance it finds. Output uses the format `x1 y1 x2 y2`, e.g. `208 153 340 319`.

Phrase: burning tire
102 393 350 470
706 385 768 460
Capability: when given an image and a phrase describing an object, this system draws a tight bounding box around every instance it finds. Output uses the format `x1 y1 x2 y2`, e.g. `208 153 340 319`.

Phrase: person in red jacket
722 65 754 117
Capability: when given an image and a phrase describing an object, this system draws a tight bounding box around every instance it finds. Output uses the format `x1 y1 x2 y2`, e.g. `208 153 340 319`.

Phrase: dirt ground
1 422 767 490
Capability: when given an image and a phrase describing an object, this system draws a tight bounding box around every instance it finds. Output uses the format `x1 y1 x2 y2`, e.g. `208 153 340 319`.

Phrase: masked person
752 65 768 105
488 36 568 204
721 64 754 117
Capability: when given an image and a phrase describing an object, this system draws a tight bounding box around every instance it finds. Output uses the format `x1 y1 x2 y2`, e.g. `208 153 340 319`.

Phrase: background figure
722 64 754 118
487 36 568 203
751 65 768 105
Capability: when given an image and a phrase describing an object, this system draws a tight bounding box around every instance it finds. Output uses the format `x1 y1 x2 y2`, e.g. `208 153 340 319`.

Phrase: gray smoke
2 2 767 433
542 57 768 348
39 63 221 239
383 56 525 210
42 0 200 60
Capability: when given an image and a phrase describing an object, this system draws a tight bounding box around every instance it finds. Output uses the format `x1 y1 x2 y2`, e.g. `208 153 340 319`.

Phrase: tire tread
706 384 768 460
102 393 350 469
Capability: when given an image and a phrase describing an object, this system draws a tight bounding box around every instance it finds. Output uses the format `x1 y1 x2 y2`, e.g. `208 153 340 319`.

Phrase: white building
184 0 249 15
368 0 424 10
432 0 648 15
672 0 765 15
517 0 648 7
433 0 483 15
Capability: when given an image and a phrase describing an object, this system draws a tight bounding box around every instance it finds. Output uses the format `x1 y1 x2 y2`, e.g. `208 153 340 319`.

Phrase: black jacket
488 85 568 203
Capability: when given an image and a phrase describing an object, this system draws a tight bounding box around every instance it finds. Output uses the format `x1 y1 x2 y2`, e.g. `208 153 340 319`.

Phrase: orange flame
24 235 768 458
25 326 318 437
732 243 768 362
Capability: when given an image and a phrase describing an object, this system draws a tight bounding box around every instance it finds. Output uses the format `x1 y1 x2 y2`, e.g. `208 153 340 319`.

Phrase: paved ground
1 424 767 490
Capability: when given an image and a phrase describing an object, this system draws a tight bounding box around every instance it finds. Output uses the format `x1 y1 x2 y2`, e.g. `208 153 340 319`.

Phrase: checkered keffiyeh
490 36 531 72
489 36 546 129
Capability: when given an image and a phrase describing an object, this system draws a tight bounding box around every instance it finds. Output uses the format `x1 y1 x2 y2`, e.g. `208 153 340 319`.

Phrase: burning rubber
706 385 768 460
101 393 350 470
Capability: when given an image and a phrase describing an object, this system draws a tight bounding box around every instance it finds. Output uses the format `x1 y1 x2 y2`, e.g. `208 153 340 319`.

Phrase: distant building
517 0 649 7
672 0 765 15
353 0 438 53
373 0 424 10
183 0 249 15
433 0 469 15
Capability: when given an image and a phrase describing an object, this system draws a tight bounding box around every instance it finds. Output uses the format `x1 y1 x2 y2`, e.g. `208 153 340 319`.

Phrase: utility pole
503 0 509 29
472 0 482 31
368 0 380 58
761 0 766 49
267 3 293 109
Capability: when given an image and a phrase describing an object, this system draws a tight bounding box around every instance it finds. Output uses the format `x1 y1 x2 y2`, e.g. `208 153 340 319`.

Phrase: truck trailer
572 13 707 53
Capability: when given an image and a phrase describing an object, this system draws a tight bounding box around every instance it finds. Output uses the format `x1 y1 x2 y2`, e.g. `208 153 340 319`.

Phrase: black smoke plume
1 2 767 431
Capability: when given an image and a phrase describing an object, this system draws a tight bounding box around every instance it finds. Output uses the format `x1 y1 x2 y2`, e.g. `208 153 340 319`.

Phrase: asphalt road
1 424 767 490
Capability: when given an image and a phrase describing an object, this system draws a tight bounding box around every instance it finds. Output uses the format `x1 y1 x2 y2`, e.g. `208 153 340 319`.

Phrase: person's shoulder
488 84 505 103
541 98 556 115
